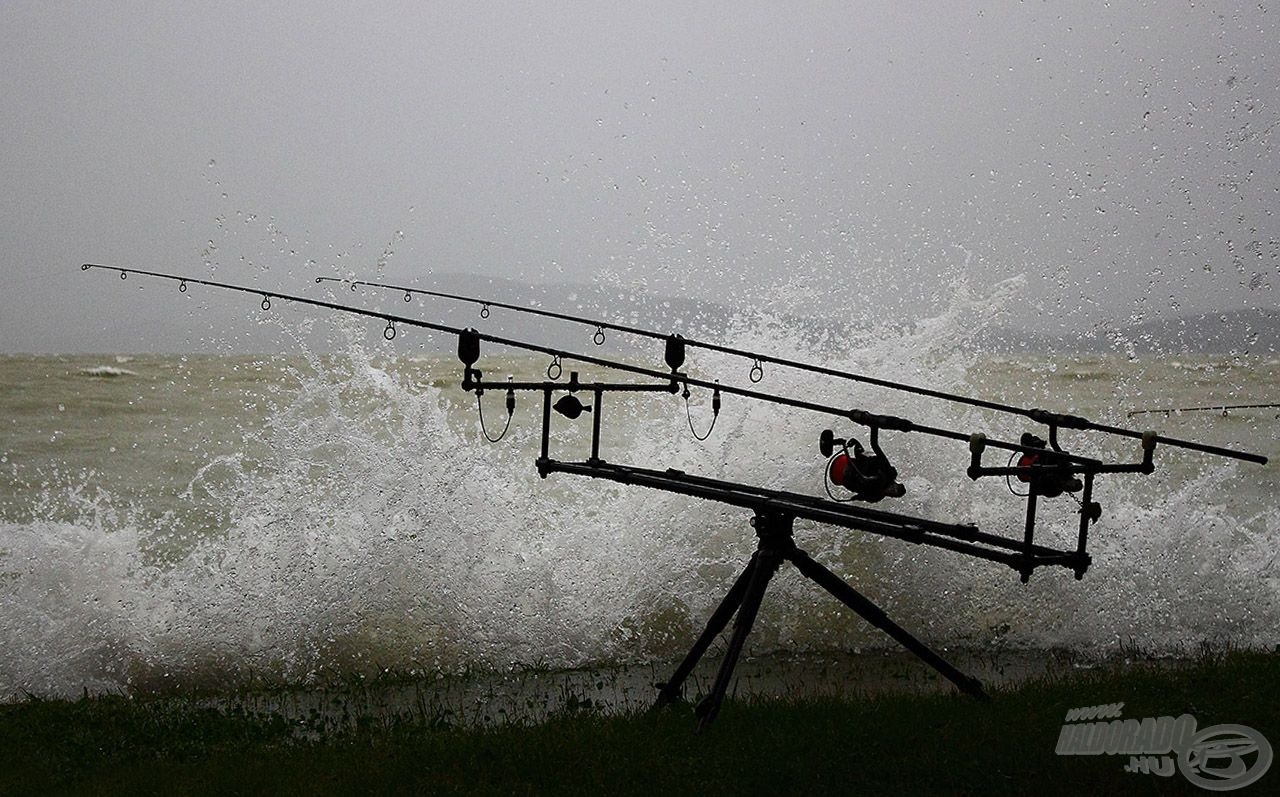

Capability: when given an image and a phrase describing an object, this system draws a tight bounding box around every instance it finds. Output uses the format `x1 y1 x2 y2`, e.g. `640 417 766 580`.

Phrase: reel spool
820 429 906 503
1013 433 1083 498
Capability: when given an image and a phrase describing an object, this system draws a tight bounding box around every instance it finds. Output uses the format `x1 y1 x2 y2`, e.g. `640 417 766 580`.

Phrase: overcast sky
2 1 1276 353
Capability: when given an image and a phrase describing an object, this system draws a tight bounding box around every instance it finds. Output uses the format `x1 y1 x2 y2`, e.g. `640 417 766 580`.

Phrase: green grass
3 650 1276 795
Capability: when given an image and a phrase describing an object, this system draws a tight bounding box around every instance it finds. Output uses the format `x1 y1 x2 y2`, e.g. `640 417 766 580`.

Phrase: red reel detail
828 453 852 487
1016 453 1038 483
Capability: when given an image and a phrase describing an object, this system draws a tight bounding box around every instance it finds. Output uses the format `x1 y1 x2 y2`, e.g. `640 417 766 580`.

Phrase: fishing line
476 390 514 443
683 382 720 441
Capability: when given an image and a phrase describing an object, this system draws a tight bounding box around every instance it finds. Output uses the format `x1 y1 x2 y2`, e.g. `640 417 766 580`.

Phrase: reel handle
819 429 845 458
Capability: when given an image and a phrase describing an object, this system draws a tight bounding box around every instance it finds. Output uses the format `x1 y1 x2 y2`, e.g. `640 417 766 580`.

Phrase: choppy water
1 324 1277 699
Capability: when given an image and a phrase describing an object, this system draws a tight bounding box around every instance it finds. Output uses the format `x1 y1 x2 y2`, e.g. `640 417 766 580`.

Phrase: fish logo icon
1178 724 1272 791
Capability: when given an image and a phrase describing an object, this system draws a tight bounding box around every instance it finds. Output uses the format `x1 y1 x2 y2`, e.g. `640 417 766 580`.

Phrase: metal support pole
590 387 603 464
1020 489 1039 583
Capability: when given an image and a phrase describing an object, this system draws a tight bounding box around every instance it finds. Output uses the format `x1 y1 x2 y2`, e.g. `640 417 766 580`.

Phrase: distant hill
974 308 1279 356
424 275 1278 358
1109 308 1280 355
415 276 1280 359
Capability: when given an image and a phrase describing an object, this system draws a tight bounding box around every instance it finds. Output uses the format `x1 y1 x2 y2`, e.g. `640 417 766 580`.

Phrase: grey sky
2 1 1277 353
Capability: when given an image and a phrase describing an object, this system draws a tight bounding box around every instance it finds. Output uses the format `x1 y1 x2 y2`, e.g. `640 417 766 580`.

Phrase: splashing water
1 283 1276 698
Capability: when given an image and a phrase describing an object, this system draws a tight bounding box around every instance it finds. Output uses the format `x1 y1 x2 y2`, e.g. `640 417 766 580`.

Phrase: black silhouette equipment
81 264 1269 730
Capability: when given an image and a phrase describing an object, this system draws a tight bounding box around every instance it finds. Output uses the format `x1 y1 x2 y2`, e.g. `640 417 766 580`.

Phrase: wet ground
191 647 1149 735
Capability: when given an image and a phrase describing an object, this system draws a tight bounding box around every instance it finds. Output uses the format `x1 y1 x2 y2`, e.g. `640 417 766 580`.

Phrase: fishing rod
314 276 1267 465
1128 402 1280 418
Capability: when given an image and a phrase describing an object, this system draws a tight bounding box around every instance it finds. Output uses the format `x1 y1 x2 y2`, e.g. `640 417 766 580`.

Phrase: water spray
83 263 1268 730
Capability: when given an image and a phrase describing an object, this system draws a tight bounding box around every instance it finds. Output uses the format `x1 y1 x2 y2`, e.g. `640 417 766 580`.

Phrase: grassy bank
3 650 1276 795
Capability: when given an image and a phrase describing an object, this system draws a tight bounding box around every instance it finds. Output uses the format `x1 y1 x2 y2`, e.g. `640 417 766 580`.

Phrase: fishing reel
1012 433 1082 499
819 429 905 503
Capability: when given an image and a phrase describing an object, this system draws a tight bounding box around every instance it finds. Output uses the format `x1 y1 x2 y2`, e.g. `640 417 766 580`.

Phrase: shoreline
2 644 1245 727
4 648 1274 794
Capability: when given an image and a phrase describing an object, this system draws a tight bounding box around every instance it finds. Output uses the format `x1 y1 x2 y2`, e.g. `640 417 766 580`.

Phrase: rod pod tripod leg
654 510 990 730
649 512 790 724
785 549 990 701
653 552 759 709
694 515 788 730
